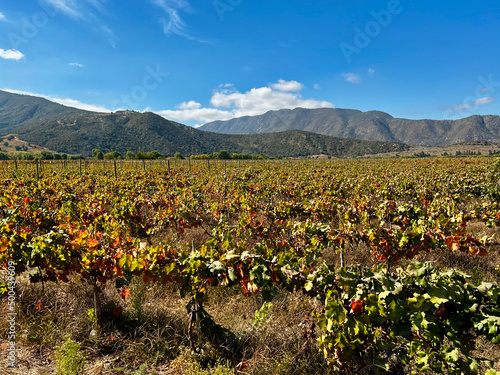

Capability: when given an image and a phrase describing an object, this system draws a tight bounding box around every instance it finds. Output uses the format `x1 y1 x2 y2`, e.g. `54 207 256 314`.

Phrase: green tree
174 152 184 160
191 154 210 160
216 150 231 159
92 149 104 160
148 151 162 159
255 153 269 160
39 151 54 160
104 151 122 160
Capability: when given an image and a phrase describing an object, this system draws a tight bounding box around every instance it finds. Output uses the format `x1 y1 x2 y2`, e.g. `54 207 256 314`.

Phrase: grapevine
0 157 499 373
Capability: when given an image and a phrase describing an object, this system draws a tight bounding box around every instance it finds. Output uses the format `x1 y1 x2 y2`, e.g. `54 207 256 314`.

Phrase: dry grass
364 144 500 158
1 219 499 374
0 271 334 374
0 135 52 154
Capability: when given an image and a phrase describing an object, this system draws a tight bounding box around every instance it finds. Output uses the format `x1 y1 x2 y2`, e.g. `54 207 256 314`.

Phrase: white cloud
343 73 361 84
475 97 495 106
270 79 304 92
43 0 107 19
69 62 85 68
178 100 202 110
456 103 471 110
0 12 6 21
456 97 495 110
43 0 83 19
100 25 117 49
313 84 321 90
153 0 206 42
156 80 334 124
1 89 112 113
0 49 25 61
158 107 235 123
368 68 375 76
0 80 333 126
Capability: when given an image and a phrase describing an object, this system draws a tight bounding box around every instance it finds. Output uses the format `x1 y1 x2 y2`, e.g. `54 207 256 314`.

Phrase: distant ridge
0 90 410 158
199 107 500 146
12 111 409 158
0 90 88 133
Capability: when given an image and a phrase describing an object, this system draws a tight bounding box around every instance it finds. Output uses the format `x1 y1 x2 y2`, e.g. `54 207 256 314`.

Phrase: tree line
91 149 271 160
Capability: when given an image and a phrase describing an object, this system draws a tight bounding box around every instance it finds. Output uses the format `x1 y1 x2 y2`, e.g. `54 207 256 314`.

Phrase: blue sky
1 0 500 127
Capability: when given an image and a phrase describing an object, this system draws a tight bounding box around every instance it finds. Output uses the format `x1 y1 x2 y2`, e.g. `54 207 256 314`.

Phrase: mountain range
0 90 88 134
2 89 500 157
199 107 500 147
0 90 408 158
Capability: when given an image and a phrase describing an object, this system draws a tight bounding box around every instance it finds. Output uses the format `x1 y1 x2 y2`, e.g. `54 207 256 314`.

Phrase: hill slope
0 90 88 134
14 111 409 158
199 108 500 146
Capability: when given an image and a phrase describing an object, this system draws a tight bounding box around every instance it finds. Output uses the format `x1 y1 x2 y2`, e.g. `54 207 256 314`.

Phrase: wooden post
114 160 117 179
188 158 191 174
35 159 39 181
167 159 171 174
14 159 17 171
79 159 82 175
142 159 146 171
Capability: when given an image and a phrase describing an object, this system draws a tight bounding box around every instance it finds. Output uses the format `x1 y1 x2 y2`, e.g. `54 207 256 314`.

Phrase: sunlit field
1 157 500 374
